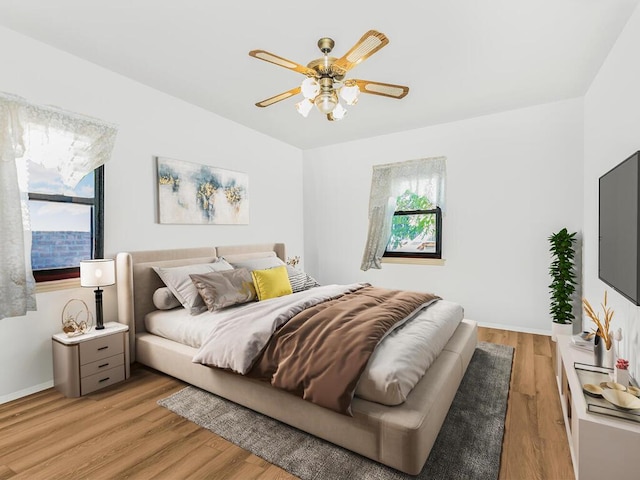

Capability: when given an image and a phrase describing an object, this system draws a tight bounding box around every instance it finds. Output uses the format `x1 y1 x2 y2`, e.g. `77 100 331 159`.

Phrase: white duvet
145 284 463 406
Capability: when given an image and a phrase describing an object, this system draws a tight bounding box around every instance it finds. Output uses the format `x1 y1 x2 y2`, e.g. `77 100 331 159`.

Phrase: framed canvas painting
156 157 249 224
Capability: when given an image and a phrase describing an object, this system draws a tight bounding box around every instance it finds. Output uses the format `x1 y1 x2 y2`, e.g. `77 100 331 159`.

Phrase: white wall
584 4 640 381
303 99 584 334
0 27 303 403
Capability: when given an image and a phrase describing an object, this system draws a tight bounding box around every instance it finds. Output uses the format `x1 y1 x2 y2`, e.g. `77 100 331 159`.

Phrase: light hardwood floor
0 327 574 479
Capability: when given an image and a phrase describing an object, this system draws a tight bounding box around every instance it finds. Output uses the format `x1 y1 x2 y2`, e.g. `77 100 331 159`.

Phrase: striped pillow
286 265 320 293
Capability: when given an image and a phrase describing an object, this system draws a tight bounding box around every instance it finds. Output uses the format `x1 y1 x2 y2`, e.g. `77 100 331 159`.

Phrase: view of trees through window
385 190 440 257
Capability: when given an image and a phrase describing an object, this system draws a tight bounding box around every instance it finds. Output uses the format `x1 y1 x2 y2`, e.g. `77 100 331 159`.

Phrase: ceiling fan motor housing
317 37 335 54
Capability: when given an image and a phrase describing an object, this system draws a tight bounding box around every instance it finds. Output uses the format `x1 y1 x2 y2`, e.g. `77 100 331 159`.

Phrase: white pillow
152 287 181 310
225 255 285 272
153 259 233 314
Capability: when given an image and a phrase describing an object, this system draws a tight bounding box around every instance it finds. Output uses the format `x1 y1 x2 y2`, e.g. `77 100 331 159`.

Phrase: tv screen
599 150 640 305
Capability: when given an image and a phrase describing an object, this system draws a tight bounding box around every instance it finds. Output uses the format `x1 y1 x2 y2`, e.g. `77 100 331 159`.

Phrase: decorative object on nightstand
583 291 614 368
61 298 93 337
286 256 300 268
80 259 115 330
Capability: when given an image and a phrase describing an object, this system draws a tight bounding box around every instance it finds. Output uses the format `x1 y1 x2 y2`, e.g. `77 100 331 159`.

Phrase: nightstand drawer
79 333 124 365
80 353 125 378
81 365 125 395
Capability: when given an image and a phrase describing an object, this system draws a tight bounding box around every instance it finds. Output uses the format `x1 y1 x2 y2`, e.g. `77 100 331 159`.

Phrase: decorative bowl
600 381 627 391
583 383 604 397
602 389 640 410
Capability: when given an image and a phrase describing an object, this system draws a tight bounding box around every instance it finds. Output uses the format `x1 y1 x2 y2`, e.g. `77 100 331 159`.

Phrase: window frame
383 206 442 260
29 165 104 282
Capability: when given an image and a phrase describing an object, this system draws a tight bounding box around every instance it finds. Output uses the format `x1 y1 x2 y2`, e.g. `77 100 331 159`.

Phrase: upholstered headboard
116 243 285 362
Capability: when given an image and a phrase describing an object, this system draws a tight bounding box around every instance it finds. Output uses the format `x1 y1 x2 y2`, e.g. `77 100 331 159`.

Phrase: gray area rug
158 342 513 479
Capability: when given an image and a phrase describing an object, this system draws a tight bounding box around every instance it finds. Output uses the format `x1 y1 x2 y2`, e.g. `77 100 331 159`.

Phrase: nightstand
52 322 130 397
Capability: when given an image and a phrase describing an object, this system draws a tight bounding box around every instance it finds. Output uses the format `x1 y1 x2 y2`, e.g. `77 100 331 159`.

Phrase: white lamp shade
331 103 347 120
295 98 313 117
301 77 320 99
80 259 115 287
340 84 360 106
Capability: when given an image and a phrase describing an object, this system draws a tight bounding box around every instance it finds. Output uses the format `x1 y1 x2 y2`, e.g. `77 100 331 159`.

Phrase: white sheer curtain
361 157 446 271
0 92 118 320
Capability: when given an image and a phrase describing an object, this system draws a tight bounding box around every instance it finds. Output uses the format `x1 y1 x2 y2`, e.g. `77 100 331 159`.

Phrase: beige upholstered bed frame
116 243 477 475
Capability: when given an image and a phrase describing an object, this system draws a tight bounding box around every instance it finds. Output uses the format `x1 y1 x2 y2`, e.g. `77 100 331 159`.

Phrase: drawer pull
98 363 109 368
97 346 109 351
98 377 111 383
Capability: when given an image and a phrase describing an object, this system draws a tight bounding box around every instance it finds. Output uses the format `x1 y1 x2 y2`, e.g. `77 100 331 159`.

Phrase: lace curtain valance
0 92 118 320
361 157 446 271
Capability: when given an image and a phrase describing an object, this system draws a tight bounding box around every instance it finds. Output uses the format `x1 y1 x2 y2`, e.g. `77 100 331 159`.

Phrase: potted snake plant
549 228 577 341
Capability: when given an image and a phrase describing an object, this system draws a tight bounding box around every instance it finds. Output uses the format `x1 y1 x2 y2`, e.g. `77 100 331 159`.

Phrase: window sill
381 257 446 266
35 277 81 293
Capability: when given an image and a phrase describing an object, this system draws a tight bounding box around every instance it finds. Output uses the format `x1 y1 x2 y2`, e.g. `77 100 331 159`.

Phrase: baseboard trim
0 380 54 405
477 321 552 337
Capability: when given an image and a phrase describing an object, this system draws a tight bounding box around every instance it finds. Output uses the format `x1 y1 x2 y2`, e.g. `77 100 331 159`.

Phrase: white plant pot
551 322 573 342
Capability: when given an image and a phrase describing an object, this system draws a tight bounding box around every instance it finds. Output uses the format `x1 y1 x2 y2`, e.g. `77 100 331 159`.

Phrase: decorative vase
615 367 630 387
604 346 615 370
593 336 615 369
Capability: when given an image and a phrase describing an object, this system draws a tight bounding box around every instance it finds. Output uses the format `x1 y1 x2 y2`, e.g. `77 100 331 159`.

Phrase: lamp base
94 287 105 330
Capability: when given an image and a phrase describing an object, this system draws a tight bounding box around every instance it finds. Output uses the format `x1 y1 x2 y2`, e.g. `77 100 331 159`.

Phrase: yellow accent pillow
251 266 293 301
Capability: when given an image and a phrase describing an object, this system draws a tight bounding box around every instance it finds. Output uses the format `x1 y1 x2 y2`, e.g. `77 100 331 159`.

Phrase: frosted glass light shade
80 259 115 287
314 92 338 114
301 77 320 99
340 84 360 106
295 98 313 117
331 103 347 120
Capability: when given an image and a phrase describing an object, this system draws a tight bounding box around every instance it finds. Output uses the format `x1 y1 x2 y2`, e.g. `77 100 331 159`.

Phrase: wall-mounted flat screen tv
599 150 640 305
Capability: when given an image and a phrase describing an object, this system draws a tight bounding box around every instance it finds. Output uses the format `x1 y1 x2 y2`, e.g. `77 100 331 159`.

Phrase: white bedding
145 285 463 405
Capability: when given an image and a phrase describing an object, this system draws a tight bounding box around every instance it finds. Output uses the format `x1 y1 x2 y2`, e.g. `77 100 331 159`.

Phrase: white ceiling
0 0 638 150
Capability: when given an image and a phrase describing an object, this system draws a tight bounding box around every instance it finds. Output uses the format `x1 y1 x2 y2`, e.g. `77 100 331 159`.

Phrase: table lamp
80 259 115 330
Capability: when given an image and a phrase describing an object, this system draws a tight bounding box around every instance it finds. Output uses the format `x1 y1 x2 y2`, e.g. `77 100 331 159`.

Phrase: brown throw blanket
250 286 440 415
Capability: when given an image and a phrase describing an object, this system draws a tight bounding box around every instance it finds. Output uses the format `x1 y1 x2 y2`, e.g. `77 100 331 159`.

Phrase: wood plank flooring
0 328 574 479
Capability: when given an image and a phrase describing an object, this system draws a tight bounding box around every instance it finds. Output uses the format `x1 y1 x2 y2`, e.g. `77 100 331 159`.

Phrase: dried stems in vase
582 291 614 350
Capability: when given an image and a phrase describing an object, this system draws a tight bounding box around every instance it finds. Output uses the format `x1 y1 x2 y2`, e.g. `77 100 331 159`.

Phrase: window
361 157 446 271
384 190 442 259
28 161 104 282
0 92 117 319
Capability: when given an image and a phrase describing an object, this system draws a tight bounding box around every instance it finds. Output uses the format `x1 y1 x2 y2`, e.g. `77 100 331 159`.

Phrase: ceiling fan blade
354 80 409 99
255 86 302 108
331 30 389 75
249 50 317 77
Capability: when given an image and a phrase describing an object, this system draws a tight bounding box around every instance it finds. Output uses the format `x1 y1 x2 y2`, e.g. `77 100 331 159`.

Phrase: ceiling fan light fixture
301 77 320 99
340 84 360 106
314 91 338 115
295 98 314 117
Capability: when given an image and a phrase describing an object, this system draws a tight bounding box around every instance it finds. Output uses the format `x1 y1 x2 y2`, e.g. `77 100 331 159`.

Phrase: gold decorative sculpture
61 299 94 337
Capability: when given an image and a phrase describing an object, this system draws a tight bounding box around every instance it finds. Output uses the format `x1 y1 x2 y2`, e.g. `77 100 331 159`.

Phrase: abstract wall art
156 156 249 225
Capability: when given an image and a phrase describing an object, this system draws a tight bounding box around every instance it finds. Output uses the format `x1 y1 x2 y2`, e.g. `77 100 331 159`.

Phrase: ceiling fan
248 30 409 121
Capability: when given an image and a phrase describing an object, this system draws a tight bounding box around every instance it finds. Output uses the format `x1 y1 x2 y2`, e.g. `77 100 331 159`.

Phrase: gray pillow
225 255 286 272
190 268 257 311
152 287 181 310
153 259 233 314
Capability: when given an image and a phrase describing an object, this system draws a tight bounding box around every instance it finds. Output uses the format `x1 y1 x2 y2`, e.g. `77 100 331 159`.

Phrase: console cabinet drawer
81 366 126 395
79 333 125 365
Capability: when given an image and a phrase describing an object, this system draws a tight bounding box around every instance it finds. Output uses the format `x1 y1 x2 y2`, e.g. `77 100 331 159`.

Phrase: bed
116 243 477 475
